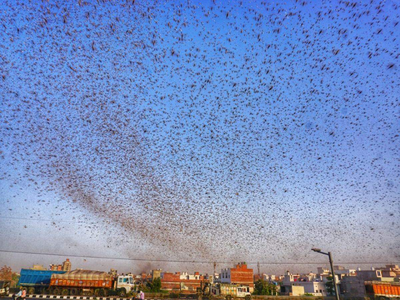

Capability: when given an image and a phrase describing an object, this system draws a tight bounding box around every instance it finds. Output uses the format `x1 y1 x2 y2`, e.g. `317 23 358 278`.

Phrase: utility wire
0 216 87 223
0 250 397 265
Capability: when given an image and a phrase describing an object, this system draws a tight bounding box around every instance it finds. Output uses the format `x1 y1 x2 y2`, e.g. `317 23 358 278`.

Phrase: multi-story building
49 264 63 271
356 269 383 281
376 265 400 278
220 262 254 291
49 259 71 272
281 271 327 296
161 272 207 293
299 272 318 282
152 269 162 280
340 277 366 298
180 272 201 280
317 267 330 276
161 272 181 291
62 259 71 271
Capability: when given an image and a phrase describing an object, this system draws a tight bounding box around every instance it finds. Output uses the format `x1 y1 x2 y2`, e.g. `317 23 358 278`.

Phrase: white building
179 272 201 280
220 268 231 284
281 271 328 296
262 274 277 281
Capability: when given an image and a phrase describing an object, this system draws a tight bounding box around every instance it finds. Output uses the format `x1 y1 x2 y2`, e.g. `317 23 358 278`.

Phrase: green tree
325 276 334 295
146 277 161 292
12 273 20 288
253 279 275 295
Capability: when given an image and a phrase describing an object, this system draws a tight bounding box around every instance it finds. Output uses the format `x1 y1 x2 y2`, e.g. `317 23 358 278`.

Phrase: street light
311 248 340 300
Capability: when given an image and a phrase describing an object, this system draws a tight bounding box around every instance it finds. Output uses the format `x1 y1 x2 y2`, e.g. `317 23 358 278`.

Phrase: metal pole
328 252 340 300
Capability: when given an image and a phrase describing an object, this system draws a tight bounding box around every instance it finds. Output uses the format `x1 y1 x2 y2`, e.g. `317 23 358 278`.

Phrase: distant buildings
152 269 161 280
378 265 400 278
15 258 400 297
333 265 356 279
160 271 207 293
31 264 47 270
220 262 254 291
281 271 327 296
340 276 366 297
49 258 71 271
356 269 383 281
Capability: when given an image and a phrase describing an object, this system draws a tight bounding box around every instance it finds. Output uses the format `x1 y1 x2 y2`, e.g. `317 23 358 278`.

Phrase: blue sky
0 0 399 274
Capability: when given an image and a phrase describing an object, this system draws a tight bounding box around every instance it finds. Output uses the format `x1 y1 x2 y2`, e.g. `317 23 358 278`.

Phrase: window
119 278 122 283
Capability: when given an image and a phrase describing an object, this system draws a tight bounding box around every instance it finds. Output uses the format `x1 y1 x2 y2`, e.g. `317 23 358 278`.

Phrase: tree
0 266 12 281
146 277 161 292
253 279 276 295
325 276 334 295
12 273 20 288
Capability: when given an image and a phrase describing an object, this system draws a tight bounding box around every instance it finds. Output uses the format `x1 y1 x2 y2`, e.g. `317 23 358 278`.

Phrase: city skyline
3 256 398 277
1 0 399 275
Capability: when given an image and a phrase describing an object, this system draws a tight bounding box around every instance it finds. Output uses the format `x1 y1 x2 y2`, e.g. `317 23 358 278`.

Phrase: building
49 264 63 271
31 264 46 270
180 272 201 280
288 286 305 296
281 271 327 296
340 277 366 298
299 272 318 282
220 262 254 291
376 265 400 278
62 259 71 271
152 269 162 280
356 269 383 281
317 267 330 276
334 266 356 279
161 272 207 293
262 274 279 282
161 272 181 291
206 274 214 284
253 274 263 282
49 259 71 272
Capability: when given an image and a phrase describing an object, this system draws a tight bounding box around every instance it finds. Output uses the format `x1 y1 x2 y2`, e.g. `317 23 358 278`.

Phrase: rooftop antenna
214 262 216 275
258 262 260 276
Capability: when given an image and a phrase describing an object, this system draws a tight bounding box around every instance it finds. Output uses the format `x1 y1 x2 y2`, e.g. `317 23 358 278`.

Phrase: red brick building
220 262 254 289
161 272 181 291
161 272 207 294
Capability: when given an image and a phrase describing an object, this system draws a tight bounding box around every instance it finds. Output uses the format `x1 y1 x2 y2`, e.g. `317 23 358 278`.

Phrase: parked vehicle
211 283 251 298
365 281 400 299
18 268 135 296
0 281 11 296
18 269 66 295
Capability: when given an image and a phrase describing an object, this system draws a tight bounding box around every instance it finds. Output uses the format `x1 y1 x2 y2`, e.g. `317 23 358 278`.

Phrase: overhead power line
0 216 86 223
0 250 397 265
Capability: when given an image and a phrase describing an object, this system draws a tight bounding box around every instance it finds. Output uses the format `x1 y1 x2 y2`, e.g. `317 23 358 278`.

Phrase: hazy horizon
1 0 399 276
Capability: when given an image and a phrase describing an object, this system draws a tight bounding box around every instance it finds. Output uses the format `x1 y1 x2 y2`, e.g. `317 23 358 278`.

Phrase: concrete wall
291 286 305 296
356 270 382 281
340 277 366 298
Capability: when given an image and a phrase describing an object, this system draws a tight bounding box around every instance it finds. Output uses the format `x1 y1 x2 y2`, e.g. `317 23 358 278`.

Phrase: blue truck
18 269 66 294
